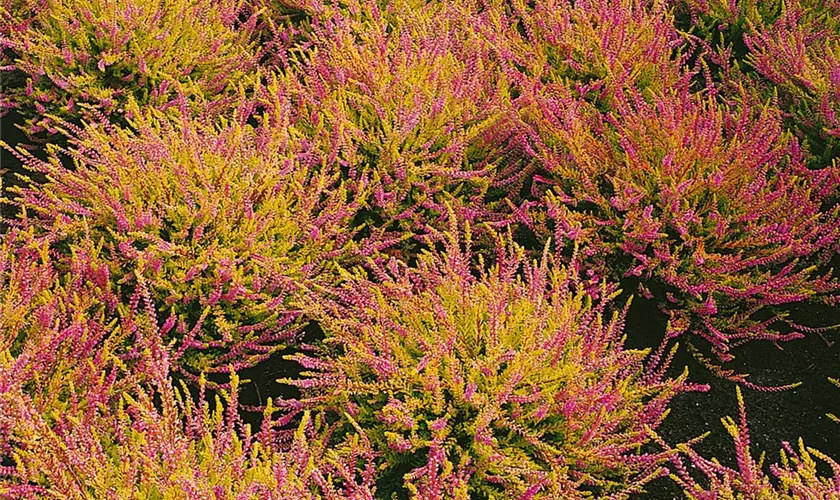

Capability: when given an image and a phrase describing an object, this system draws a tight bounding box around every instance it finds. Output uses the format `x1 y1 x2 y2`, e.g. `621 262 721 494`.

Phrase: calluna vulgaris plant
670 0 840 167
0 0 261 135
0 218 375 498
0 363 378 499
484 0 689 109
519 81 840 364
282 222 703 499
2 96 367 377
661 387 840 499
284 0 516 242
3 0 840 498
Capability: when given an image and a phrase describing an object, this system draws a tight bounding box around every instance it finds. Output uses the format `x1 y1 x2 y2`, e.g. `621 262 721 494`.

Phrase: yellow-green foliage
1 0 260 134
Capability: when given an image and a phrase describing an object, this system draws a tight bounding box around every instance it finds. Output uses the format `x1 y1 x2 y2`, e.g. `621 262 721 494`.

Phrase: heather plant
2 99 367 377
519 82 840 364
484 0 689 110
0 366 378 499
281 222 700 499
286 0 515 243
742 0 840 167
669 0 840 167
459 0 701 212
0 0 261 136
0 221 375 498
661 387 840 499
0 0 41 57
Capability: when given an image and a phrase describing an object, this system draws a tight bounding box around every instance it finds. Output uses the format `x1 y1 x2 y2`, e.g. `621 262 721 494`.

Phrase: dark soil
625 293 840 498
1 111 28 224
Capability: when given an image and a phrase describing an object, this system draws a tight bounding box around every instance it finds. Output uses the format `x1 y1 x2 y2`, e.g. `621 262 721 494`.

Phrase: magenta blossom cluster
0 227 154 421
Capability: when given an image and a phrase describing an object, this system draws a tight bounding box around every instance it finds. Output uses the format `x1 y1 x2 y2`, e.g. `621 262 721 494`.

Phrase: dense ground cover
1 0 840 498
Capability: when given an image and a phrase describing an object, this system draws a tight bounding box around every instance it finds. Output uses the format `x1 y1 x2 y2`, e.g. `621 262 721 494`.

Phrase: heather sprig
662 387 840 499
3 99 367 376
520 82 840 361
668 0 790 52
282 221 700 499
0 0 261 135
